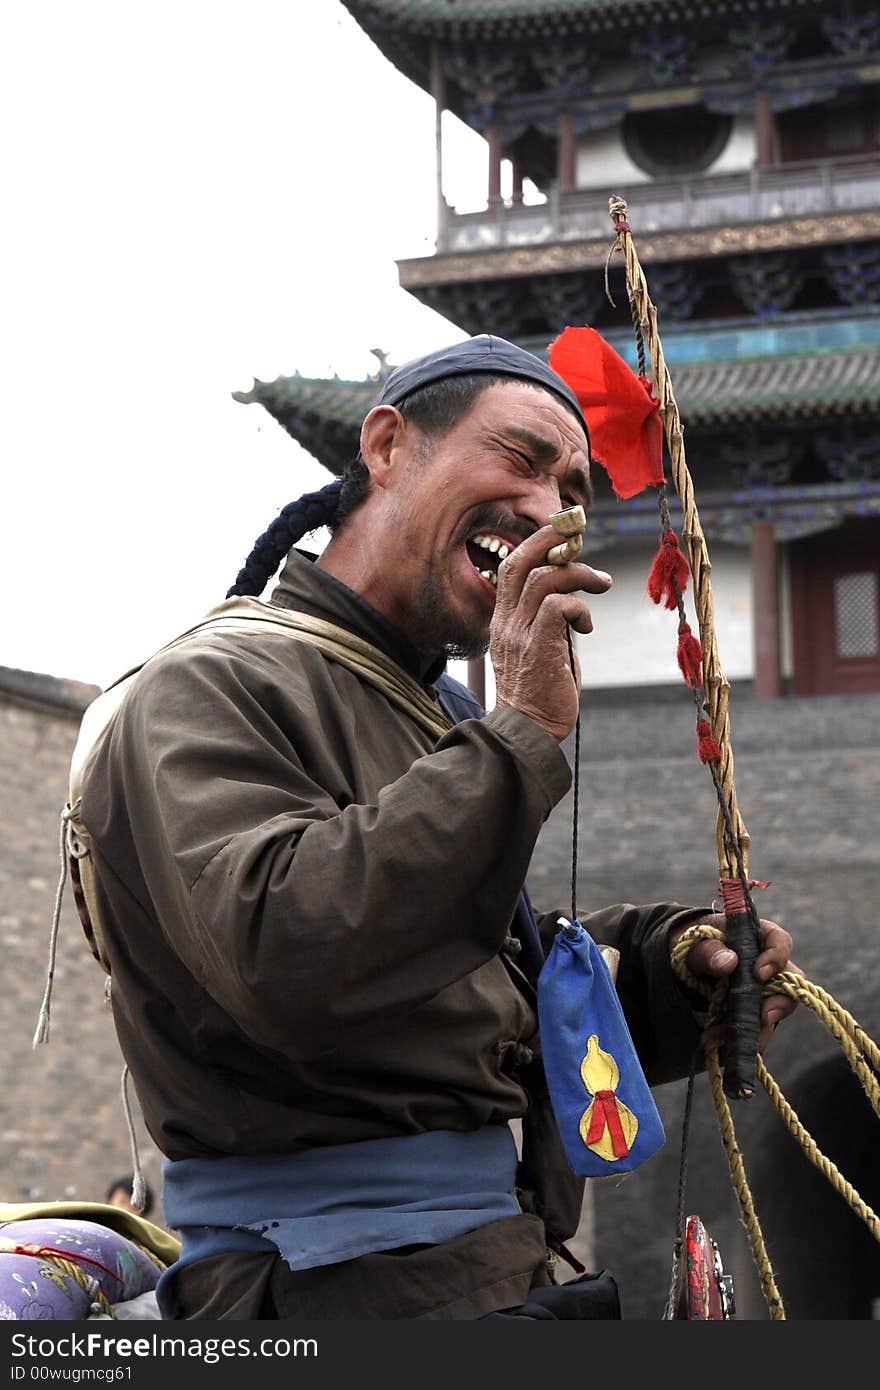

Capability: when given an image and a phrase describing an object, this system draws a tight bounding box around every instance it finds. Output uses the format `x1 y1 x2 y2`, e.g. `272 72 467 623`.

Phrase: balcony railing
438 155 880 254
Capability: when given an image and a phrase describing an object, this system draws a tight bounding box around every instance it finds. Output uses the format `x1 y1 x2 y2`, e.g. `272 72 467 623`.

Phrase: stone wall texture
0 682 165 1217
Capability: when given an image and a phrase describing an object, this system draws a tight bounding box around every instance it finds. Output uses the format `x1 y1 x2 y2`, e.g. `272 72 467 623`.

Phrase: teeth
479 569 498 588
472 534 512 556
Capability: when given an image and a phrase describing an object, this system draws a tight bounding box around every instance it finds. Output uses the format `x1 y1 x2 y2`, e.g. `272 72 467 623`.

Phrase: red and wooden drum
673 1215 736 1320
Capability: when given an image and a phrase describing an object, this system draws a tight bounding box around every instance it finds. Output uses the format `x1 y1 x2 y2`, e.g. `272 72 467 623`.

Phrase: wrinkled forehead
376 334 590 445
469 378 591 457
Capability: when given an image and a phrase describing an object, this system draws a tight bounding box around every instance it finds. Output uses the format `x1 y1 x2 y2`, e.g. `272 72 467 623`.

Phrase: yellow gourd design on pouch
579 1035 638 1160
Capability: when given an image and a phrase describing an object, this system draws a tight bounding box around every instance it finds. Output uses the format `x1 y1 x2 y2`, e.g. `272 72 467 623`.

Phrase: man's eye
511 451 536 473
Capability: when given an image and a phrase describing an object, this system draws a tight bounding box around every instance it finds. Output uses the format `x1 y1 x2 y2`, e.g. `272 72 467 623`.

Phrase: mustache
462 509 536 546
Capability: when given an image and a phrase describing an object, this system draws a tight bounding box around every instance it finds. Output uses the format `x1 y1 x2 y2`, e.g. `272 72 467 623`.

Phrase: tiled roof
233 377 379 476
344 0 761 25
671 345 880 425
234 344 880 474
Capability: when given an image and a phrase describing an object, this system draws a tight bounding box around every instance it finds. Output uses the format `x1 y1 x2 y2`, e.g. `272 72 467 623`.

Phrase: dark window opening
622 106 733 177
778 87 880 162
784 20 829 62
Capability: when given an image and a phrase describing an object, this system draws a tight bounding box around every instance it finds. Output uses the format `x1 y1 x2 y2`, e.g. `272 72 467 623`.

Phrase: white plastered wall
575 115 757 190
449 540 756 705
574 539 754 688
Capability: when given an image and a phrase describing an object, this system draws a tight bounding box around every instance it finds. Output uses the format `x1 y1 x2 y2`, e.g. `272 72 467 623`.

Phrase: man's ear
359 405 407 489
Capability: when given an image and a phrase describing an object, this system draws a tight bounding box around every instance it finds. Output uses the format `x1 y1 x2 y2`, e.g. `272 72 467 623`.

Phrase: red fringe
647 532 690 610
696 718 722 764
676 621 704 686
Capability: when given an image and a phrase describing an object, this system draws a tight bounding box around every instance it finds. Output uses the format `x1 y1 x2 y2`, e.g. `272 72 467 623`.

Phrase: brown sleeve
94 644 571 1063
537 902 711 1085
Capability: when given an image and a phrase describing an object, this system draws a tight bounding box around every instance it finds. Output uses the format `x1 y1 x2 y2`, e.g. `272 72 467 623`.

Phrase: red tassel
696 718 722 764
647 531 690 610
676 621 704 686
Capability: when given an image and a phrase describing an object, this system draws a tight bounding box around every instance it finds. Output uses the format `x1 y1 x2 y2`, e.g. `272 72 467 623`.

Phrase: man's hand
491 524 612 742
670 913 802 1052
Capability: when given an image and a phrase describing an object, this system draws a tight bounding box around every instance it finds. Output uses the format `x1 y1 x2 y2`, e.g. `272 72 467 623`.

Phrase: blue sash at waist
159 1126 521 1299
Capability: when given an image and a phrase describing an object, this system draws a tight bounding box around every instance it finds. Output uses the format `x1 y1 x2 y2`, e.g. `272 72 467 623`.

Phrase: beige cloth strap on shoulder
65 598 455 973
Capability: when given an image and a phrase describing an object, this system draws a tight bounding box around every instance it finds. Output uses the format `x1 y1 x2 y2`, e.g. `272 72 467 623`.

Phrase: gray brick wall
0 687 164 1217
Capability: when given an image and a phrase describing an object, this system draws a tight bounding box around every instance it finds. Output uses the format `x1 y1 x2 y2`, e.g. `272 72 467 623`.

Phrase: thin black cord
663 1048 700 1318
565 628 580 923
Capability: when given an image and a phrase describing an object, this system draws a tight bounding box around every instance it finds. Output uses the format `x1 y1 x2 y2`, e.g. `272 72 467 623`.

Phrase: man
79 336 795 1320
105 1175 155 1220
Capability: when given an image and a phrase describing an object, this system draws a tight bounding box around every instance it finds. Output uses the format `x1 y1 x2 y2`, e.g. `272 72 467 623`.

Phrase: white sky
2 2 495 687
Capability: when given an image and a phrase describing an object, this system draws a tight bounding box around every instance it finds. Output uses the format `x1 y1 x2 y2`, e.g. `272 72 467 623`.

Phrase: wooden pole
558 111 576 191
430 40 447 249
752 520 781 700
487 122 503 204
755 90 777 169
511 156 525 205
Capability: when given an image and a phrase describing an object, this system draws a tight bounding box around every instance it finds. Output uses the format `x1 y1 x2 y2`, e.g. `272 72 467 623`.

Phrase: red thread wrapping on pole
718 877 749 915
719 877 772 914
647 531 690 610
614 220 632 234
696 718 723 764
676 620 704 686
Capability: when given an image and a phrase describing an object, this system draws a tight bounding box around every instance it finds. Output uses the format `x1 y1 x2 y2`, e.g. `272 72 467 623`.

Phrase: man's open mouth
465 533 514 590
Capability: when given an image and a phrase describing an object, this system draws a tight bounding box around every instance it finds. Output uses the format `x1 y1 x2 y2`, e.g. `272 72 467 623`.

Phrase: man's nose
524 474 564 524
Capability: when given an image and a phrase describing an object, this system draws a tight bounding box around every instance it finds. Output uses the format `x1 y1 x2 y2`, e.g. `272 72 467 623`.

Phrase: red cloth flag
549 325 664 499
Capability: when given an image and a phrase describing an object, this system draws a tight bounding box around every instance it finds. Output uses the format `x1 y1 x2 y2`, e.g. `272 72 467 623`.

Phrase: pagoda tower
236 0 880 700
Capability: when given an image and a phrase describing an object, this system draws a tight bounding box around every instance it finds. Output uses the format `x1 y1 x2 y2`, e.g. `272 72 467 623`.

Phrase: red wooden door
790 520 880 695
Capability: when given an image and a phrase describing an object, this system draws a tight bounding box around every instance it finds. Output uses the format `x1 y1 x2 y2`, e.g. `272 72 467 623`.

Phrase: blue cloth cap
376 334 589 443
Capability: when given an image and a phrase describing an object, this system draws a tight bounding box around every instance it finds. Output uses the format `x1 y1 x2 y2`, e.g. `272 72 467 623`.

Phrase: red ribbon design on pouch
586 1090 630 1158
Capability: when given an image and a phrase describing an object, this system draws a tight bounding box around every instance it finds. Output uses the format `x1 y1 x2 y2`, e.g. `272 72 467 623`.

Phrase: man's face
372 380 592 659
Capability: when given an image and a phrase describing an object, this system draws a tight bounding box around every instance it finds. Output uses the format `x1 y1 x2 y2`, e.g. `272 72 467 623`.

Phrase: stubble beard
413 561 490 662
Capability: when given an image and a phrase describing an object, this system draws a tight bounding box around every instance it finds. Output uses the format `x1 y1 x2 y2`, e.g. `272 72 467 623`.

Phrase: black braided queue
227 479 344 598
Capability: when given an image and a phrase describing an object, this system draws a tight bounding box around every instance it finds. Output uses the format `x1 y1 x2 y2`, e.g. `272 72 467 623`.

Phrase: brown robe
81 550 706 1318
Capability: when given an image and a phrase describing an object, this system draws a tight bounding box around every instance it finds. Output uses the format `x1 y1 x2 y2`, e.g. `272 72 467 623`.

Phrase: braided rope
47 1255 117 1317
756 1058 880 1242
608 196 746 879
132 1240 168 1272
671 926 785 1317
227 479 343 598
673 927 880 1123
0 1241 117 1318
608 194 880 1311
765 976 880 1078
671 923 880 1317
705 1048 786 1319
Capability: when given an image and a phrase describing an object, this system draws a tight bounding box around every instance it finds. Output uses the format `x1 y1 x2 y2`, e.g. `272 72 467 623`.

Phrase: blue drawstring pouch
537 919 665 1177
